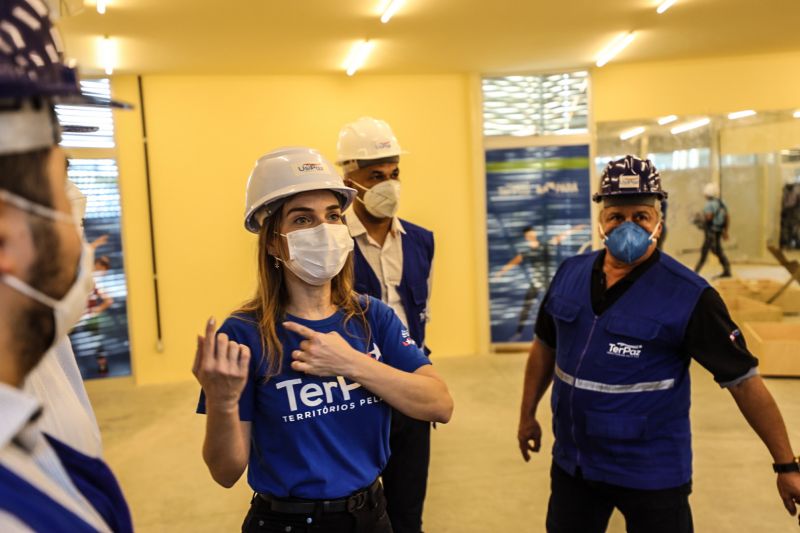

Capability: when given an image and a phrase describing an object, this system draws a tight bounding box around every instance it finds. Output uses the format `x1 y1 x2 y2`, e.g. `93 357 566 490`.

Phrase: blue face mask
602 221 660 264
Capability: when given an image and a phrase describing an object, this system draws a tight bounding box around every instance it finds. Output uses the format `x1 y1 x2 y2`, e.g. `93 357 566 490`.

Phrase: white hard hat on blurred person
244 147 357 233
336 117 405 172
703 183 720 198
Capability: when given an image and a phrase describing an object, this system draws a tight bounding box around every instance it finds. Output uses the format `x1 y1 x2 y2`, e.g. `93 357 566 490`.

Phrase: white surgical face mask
279 223 354 286
353 180 401 219
66 180 87 237
0 189 95 350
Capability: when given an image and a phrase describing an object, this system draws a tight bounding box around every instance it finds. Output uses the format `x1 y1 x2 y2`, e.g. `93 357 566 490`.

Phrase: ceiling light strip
596 32 636 68
344 40 374 76
656 0 677 14
671 117 710 135
99 35 116 75
727 110 756 120
380 0 405 23
620 126 646 140
657 115 678 125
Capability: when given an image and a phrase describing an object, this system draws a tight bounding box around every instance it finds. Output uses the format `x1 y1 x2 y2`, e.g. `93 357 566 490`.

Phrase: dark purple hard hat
592 155 668 205
0 0 128 155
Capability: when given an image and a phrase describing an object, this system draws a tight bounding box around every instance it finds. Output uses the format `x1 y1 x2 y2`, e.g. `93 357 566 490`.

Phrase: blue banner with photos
486 144 592 343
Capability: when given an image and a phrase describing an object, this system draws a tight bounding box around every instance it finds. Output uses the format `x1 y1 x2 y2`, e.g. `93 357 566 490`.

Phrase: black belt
256 478 381 515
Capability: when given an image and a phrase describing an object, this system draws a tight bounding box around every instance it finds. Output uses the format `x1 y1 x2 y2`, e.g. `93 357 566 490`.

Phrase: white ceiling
57 0 800 75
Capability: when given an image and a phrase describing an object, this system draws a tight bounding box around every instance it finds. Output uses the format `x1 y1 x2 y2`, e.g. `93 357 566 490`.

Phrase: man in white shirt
0 1 132 530
337 117 435 533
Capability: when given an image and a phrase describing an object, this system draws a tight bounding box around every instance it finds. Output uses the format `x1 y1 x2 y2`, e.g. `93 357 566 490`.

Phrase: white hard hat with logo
336 117 405 166
244 147 357 233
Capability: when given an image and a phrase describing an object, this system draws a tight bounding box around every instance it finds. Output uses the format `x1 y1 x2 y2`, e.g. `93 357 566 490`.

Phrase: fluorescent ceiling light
794 110 800 119
727 110 756 120
99 36 116 75
657 115 678 125
671 117 710 135
656 0 677 14
596 32 636 68
97 0 106 14
344 40 374 76
380 0 405 23
620 126 646 140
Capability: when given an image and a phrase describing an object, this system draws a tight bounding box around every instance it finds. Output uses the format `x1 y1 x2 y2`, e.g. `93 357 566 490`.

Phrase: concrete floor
86 353 800 533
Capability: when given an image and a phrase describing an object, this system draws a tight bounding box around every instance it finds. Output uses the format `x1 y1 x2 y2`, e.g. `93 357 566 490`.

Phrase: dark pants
694 230 731 276
546 464 693 533
516 283 541 334
381 409 431 533
242 482 392 533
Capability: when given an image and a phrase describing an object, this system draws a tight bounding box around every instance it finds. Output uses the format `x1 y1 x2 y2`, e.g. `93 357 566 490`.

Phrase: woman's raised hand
192 318 251 411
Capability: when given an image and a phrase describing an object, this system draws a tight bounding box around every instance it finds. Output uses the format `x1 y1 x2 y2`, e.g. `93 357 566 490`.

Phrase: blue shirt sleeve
196 315 260 421
368 297 431 373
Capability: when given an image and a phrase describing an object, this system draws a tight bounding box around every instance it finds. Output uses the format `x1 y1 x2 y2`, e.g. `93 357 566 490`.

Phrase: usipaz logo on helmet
296 162 326 173
607 342 642 358
374 140 392 150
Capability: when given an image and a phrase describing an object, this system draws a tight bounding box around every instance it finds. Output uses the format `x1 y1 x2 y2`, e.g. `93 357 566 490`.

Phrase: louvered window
482 71 589 137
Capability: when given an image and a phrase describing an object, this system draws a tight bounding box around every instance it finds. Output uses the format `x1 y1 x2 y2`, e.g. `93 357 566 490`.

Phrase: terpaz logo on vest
607 342 643 358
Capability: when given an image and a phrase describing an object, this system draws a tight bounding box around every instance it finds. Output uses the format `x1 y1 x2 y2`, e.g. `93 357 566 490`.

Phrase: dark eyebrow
286 205 341 215
286 207 314 215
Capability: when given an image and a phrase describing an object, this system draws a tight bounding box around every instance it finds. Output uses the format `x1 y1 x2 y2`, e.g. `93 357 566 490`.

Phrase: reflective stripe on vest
554 365 675 394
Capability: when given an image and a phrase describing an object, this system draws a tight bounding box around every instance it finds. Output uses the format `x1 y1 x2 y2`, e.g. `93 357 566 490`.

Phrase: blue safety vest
352 219 434 355
0 435 132 532
546 250 707 490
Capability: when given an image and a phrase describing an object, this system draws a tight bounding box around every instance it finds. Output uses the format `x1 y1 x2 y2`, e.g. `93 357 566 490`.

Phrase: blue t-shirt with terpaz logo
197 296 431 499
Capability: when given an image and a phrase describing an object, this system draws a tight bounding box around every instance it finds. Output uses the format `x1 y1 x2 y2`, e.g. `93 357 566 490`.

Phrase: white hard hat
244 147 357 233
336 116 405 165
703 183 720 198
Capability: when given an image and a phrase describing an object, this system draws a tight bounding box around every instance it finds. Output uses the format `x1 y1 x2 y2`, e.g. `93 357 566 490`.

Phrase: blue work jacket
546 250 707 490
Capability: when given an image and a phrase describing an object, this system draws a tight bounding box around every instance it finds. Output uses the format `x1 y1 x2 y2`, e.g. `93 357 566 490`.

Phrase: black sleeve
683 287 759 384
534 289 557 348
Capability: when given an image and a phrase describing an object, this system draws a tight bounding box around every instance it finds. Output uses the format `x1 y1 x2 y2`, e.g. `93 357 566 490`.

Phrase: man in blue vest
337 117 434 533
0 1 132 530
517 155 800 532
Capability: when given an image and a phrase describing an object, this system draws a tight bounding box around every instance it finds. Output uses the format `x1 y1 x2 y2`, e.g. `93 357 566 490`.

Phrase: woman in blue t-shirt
194 147 453 533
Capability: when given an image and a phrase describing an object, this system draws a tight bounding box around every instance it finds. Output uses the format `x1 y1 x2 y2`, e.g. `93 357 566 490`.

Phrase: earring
274 257 280 269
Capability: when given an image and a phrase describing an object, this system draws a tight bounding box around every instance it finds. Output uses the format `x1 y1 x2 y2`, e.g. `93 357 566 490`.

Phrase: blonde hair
234 197 370 379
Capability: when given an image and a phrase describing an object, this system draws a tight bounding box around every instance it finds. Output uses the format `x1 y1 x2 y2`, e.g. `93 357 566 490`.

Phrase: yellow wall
113 74 479 385
112 50 800 384
592 50 800 122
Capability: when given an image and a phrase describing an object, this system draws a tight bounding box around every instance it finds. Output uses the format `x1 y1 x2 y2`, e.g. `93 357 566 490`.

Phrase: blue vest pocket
547 296 582 357
585 411 647 440
605 314 661 341
546 297 581 323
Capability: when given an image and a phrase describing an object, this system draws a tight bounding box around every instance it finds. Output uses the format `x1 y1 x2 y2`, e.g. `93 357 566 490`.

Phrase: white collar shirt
24 338 102 457
346 213 409 327
0 383 111 532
